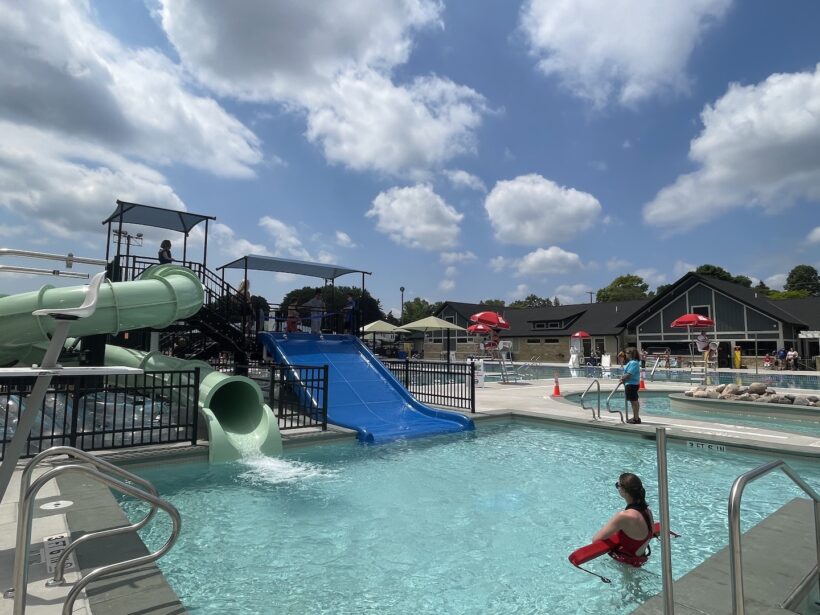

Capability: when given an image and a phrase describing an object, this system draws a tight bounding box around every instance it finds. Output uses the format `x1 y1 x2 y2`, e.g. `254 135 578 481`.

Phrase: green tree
281 285 383 327
509 294 553 309
754 280 771 296
479 298 506 308
732 275 753 288
695 264 734 281
552 296 561 306
596 275 650 302
655 283 672 296
402 297 436 323
385 311 399 325
767 289 811 300
784 264 820 296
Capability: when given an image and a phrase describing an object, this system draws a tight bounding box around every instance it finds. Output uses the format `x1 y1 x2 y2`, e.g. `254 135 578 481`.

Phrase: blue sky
1 0 818 316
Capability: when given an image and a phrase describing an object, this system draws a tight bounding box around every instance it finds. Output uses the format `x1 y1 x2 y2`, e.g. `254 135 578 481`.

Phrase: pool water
567 392 819 437
484 364 820 390
122 424 820 614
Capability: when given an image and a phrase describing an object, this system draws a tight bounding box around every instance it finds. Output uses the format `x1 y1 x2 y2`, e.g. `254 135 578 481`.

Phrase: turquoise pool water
123 424 820 614
485 364 820 390
566 392 819 437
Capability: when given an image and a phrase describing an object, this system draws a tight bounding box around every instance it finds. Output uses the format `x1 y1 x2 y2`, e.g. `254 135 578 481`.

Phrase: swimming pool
484 364 820 390
565 391 819 437
122 423 820 614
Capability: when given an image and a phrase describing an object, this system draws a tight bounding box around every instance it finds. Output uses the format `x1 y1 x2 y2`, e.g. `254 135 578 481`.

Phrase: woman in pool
620 347 642 424
594 473 655 567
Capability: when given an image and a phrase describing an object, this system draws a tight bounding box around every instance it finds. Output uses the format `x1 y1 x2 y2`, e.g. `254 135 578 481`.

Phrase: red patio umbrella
570 331 591 338
470 311 510 329
670 314 714 329
466 323 493 335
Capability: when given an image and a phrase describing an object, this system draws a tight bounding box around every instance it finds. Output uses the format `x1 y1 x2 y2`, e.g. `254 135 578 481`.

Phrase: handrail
17 447 159 586
728 460 820 615
12 464 181 615
579 379 601 419
0 248 107 266
605 381 627 423
0 265 90 278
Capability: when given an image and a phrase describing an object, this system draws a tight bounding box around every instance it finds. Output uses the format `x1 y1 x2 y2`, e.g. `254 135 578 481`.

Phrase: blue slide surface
259 332 474 443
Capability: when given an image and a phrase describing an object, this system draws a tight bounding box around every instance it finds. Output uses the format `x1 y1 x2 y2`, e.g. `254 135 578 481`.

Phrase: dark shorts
625 384 640 402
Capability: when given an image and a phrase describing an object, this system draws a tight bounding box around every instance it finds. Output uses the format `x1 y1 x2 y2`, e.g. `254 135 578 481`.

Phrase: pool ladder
579 380 628 423
5 446 181 615
728 460 820 615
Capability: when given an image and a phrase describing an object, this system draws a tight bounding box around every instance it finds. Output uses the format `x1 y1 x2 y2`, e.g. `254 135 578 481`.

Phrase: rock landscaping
684 383 820 406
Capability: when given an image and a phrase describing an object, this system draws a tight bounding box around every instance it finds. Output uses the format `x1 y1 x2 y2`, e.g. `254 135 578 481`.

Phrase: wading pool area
120 420 820 615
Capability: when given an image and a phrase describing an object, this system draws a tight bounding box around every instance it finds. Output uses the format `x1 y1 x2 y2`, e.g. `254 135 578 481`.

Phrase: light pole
112 229 143 260
400 286 405 324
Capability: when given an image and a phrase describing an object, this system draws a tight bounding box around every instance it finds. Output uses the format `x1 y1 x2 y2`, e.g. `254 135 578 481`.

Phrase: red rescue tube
570 522 678 566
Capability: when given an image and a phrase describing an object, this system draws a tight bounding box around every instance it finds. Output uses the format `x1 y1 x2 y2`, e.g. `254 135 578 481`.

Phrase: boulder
792 396 811 406
706 390 720 399
684 390 695 397
737 386 749 395
807 395 819 403
723 384 739 396
715 384 727 394
737 393 752 401
693 390 709 399
748 382 767 395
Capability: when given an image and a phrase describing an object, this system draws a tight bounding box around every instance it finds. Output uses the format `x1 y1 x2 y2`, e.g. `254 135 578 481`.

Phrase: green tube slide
104 345 282 462
0 264 282 462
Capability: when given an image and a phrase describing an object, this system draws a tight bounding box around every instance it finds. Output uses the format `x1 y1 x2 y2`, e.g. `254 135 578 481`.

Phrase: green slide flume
0 264 281 462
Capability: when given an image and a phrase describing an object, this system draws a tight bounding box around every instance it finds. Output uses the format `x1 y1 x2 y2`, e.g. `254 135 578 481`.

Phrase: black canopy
103 200 215 234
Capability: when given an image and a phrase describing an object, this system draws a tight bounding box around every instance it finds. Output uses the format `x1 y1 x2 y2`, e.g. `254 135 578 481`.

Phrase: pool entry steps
259 332 474 442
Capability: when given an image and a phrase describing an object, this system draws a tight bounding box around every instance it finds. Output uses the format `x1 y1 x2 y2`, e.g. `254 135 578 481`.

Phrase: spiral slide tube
0 264 281 462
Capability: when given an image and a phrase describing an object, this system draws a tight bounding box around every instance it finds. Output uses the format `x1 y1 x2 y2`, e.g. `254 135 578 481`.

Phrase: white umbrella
402 316 465 362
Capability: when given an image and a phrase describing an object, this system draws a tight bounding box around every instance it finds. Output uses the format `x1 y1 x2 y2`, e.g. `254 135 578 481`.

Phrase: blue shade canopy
102 200 215 234
218 254 370 281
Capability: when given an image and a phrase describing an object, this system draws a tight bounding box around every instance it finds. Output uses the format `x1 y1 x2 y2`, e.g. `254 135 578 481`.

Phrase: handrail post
656 427 675 614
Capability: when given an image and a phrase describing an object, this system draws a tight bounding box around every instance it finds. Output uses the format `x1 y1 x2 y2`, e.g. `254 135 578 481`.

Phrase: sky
1 0 819 317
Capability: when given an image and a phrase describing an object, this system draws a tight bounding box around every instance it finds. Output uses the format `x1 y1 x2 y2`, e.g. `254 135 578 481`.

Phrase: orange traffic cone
552 376 561 397
639 370 646 390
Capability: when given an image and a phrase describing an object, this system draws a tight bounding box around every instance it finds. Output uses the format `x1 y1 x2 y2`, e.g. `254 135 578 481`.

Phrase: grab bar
12 464 180 615
17 447 159 586
0 248 107 266
579 379 601 419
605 381 627 423
728 460 820 615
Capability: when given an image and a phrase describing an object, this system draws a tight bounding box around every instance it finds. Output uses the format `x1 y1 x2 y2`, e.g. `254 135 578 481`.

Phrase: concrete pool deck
0 377 817 614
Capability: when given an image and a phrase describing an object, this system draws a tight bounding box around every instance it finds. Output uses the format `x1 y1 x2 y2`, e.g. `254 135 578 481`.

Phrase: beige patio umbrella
402 316 465 363
361 320 410 334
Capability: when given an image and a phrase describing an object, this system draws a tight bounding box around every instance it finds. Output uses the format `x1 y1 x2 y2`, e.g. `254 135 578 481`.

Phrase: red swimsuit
609 508 654 567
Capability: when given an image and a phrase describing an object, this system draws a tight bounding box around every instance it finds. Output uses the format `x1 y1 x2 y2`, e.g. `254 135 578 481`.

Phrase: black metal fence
268 364 329 430
0 369 200 460
382 359 475 412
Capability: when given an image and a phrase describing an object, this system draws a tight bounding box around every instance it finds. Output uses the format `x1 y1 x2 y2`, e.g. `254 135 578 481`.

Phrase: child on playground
286 302 299 333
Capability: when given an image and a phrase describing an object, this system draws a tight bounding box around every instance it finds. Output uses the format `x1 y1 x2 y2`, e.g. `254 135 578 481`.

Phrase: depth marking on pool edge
687 441 726 453
42 534 75 573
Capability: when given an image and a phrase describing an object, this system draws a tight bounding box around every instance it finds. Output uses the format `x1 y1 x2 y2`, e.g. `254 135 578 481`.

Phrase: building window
691 305 710 318
543 338 559 344
533 322 546 329
527 338 541 344
547 321 561 329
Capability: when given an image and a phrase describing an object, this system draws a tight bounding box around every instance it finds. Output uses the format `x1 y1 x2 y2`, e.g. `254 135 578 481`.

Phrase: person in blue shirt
620 347 642 424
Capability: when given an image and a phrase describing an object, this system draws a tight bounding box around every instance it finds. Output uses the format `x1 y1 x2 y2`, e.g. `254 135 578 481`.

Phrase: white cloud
444 169 487 192
554 283 592 304
673 260 697 277
259 216 312 260
515 247 583 276
0 1 262 178
623 139 632 149
490 256 511 272
367 184 462 250
156 1 488 177
444 266 458 277
439 278 456 292
335 231 356 248
485 174 602 245
589 160 608 172
606 257 631 271
807 227 820 244
765 273 787 290
520 0 731 107
644 64 820 232
509 284 529 300
635 268 667 286
440 251 477 265
211 223 272 260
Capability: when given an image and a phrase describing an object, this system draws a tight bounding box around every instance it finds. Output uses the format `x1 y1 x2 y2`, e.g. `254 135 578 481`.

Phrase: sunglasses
615 482 622 490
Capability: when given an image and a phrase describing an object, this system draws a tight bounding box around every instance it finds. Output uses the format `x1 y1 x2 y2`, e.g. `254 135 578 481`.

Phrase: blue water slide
258 332 474 443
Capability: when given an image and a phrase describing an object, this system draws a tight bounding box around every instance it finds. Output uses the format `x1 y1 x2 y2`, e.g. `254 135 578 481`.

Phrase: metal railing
9 447 180 615
605 381 627 423
0 369 201 459
579 379 601 419
728 460 820 614
269 364 329 430
382 359 475 412
0 249 106 278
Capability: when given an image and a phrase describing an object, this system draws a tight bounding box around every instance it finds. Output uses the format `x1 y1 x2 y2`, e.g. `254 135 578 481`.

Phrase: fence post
191 368 200 445
470 362 475 413
321 365 328 430
404 358 410 388
69 378 83 449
